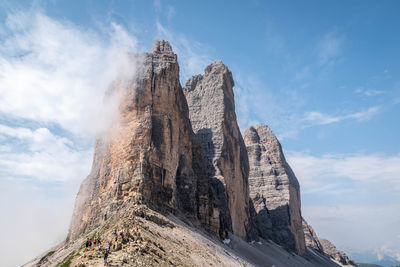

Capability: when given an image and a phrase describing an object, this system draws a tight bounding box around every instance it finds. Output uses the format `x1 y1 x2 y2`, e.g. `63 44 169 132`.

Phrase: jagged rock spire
244 124 306 255
183 61 252 240
152 40 173 53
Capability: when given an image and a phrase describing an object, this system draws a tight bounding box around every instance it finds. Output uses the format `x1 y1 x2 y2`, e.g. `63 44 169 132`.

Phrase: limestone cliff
183 61 251 240
68 40 210 241
244 124 306 255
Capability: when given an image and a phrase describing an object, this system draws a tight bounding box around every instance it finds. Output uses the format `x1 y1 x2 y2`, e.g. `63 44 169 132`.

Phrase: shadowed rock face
183 61 251 240
244 124 306 255
68 40 210 241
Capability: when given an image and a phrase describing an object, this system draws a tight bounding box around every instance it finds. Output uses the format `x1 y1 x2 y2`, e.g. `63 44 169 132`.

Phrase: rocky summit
24 40 355 267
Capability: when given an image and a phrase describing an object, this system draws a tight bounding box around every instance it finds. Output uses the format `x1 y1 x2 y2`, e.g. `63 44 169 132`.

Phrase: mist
0 10 140 266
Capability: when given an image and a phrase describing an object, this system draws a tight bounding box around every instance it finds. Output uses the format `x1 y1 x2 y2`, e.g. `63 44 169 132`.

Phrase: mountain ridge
24 40 355 267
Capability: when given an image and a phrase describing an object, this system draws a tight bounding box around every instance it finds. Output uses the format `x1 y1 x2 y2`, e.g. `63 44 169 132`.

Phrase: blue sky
0 1 399 266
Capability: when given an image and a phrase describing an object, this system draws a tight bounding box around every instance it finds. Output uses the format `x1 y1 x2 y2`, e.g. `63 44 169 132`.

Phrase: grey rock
183 61 251 240
244 124 306 255
319 238 356 266
303 218 356 266
302 218 324 253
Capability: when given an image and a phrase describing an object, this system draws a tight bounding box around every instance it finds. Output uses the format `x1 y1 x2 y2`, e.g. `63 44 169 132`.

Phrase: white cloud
0 11 138 139
364 89 384 96
287 151 400 195
355 87 385 97
0 124 92 182
302 203 400 254
0 11 140 266
302 106 380 126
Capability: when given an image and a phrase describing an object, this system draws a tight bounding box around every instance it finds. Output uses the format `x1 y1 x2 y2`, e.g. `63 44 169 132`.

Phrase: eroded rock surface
319 239 356 266
69 40 210 241
183 61 251 240
303 219 355 266
244 124 306 255
302 218 324 253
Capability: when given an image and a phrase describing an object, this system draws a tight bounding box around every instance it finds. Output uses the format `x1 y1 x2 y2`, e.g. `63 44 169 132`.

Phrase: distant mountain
352 251 400 267
356 263 383 267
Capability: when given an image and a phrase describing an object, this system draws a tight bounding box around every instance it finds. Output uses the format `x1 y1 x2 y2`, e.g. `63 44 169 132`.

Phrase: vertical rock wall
68 41 210 240
183 61 251 240
244 124 306 255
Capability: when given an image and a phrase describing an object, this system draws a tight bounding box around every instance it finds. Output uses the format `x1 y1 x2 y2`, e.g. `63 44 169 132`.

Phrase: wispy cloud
355 87 385 97
0 10 139 266
302 106 380 126
287 151 400 195
153 0 162 13
156 22 213 81
166 5 176 21
0 11 138 138
0 124 92 182
318 30 344 65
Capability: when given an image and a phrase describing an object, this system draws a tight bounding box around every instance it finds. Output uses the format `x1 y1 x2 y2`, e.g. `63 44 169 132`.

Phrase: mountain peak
24 40 353 267
152 40 173 54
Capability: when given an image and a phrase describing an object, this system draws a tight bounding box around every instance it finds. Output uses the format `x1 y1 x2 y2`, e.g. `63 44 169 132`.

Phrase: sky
0 0 399 266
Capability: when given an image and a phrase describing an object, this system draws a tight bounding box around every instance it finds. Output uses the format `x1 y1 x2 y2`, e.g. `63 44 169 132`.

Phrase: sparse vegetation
57 251 75 267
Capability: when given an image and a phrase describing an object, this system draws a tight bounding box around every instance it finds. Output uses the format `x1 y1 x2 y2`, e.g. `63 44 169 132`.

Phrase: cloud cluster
0 124 92 182
287 151 400 194
0 11 138 138
288 150 400 257
0 10 139 266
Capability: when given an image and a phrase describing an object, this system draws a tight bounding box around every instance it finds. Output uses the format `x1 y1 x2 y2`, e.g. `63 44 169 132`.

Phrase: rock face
303 219 355 266
244 124 306 255
319 239 356 266
183 61 251 240
302 218 324 253
69 40 210 240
